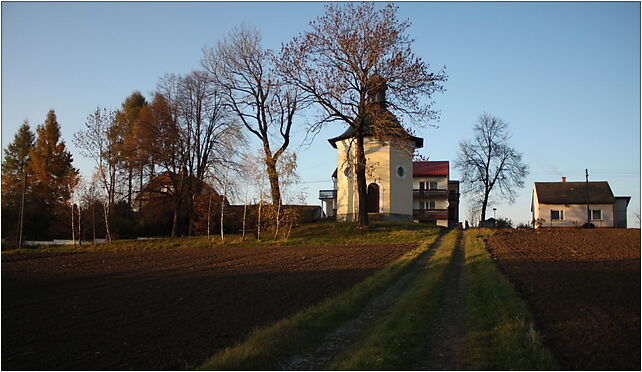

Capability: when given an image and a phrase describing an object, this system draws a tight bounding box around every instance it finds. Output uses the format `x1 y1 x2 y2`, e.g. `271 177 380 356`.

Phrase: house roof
534 181 615 204
327 106 423 149
413 161 449 177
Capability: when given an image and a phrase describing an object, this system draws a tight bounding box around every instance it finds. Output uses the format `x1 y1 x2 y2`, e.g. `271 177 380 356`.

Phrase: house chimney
562 177 566 182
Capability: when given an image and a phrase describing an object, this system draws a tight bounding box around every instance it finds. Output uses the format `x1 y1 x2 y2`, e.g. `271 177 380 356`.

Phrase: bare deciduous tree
147 72 244 236
74 108 119 242
278 3 446 227
176 71 243 235
455 113 529 222
202 26 303 206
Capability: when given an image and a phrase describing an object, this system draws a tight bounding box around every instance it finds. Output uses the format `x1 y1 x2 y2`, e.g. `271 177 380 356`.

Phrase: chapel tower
327 76 423 222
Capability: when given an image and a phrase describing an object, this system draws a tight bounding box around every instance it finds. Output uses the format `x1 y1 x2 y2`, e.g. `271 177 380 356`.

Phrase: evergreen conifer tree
29 110 79 205
28 110 79 238
114 92 148 212
2 121 35 203
1 121 35 244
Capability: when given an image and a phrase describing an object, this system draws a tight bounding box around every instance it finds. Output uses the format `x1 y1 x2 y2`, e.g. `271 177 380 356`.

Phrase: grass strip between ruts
462 229 555 370
197 230 442 370
327 229 461 370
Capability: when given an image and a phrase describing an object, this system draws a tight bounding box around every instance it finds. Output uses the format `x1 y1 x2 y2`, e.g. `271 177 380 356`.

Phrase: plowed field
1 243 415 370
486 228 640 370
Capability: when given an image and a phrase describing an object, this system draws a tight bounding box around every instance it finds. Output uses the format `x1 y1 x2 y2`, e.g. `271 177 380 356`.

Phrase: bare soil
1 243 415 370
485 228 640 370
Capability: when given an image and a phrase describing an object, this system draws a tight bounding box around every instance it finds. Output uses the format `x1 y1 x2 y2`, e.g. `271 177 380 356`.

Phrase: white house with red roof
413 161 460 227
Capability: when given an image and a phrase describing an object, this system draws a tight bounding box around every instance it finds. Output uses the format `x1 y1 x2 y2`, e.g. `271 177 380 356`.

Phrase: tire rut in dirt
280 234 446 371
416 230 465 370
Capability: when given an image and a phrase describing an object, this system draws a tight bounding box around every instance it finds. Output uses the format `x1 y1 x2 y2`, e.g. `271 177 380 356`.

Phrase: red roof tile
413 161 449 177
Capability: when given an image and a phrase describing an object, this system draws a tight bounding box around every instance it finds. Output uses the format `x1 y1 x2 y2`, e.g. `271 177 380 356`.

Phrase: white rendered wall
335 137 414 221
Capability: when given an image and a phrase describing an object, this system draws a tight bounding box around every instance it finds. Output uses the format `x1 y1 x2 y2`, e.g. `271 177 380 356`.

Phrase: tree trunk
77 203 82 246
171 197 181 237
71 203 75 246
103 203 112 243
265 157 281 206
187 193 194 237
481 191 489 223
127 167 133 214
220 169 229 243
92 200 96 244
17 169 26 249
354 135 369 227
139 166 144 213
257 202 262 240
274 202 282 240
242 203 247 241
207 191 212 241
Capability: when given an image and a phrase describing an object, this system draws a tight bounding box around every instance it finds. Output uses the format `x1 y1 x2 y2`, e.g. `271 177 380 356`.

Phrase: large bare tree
177 70 244 235
455 113 529 223
147 72 244 236
202 26 302 206
278 3 446 226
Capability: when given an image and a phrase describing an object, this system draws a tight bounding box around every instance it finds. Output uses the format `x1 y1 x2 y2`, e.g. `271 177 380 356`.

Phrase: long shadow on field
2 264 382 370
489 258 640 370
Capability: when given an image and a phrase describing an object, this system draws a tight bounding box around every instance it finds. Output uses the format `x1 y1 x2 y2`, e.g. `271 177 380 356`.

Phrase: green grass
462 229 555 370
2 221 440 255
328 229 461 370
197 230 442 370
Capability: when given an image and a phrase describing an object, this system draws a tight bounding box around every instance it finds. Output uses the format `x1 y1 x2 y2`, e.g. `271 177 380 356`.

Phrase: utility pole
70 186 75 247
220 168 229 244
586 169 591 227
17 168 26 249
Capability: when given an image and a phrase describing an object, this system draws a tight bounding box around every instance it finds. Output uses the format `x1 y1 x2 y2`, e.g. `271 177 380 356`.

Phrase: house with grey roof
531 178 630 228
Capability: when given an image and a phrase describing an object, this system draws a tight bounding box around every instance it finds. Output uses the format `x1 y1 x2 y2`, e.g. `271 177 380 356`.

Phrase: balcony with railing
319 189 337 200
413 208 448 220
413 189 448 198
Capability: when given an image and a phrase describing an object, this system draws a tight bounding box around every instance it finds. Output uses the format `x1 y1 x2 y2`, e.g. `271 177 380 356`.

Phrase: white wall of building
413 176 448 190
412 199 449 210
335 137 414 221
534 201 615 227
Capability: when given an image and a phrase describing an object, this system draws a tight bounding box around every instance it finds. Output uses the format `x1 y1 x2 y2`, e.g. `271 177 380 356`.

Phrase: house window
591 209 602 220
419 201 425 209
343 167 351 178
419 181 425 190
396 166 405 178
427 201 436 210
551 210 564 220
429 181 438 190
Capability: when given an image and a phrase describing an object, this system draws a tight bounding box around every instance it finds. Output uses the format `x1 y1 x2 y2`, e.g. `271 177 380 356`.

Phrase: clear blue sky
2 2 640 227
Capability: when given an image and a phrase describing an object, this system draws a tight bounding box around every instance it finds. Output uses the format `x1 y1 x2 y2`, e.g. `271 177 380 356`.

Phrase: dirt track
1 243 415 370
486 228 640 370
